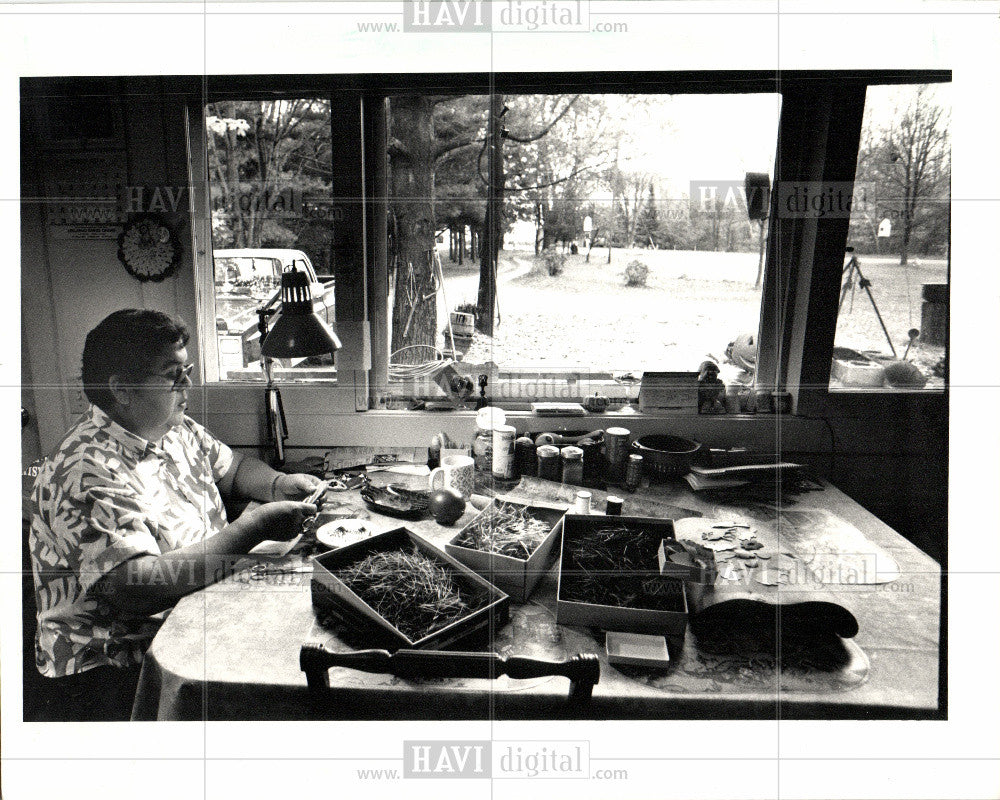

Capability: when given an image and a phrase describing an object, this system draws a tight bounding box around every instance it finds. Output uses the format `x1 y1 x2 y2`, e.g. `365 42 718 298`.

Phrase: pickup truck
213 248 335 373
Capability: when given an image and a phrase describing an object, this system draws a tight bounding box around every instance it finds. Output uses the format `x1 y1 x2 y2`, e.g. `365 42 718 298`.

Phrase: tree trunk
900 224 911 266
389 96 438 364
534 202 543 256
476 93 505 335
224 103 245 247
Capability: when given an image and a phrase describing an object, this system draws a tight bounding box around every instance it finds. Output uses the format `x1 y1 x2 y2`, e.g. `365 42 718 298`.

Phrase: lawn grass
439 247 946 388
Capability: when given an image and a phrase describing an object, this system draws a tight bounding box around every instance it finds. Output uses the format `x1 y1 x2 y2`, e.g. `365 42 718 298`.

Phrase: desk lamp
257 262 341 466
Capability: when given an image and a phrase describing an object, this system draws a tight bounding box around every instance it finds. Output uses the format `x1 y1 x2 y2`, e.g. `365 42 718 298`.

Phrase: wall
21 77 200 452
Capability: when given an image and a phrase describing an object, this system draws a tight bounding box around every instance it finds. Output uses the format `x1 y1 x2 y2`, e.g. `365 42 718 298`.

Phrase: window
830 84 950 392
204 99 337 381
188 71 950 417
383 91 782 408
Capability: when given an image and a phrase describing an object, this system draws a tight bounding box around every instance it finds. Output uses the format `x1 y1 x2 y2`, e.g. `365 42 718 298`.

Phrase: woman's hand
272 472 323 501
246 500 318 542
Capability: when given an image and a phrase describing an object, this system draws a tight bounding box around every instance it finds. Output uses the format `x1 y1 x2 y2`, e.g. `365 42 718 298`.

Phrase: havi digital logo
403 740 492 778
403 1 492 32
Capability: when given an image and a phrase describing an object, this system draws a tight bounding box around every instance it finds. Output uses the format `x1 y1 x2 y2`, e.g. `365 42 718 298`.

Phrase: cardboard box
556 515 688 635
311 527 509 650
638 371 699 412
446 500 566 603
831 358 886 387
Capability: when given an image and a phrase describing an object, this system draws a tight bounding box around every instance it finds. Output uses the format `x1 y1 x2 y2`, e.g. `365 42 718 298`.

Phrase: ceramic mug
428 455 475 500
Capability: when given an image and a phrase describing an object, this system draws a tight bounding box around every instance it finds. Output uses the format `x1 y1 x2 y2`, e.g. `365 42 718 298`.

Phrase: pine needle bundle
456 501 553 560
335 546 488 641
560 524 681 611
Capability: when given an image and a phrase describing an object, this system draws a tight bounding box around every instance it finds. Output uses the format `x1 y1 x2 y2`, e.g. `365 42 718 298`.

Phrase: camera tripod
839 248 896 357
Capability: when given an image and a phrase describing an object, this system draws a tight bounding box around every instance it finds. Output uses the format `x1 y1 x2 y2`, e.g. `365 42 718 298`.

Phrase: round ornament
117 214 181 282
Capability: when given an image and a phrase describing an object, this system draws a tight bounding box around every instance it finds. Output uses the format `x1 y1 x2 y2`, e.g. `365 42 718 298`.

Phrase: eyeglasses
142 363 194 391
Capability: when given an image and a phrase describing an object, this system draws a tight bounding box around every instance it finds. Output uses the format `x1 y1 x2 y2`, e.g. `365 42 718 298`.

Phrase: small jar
573 490 592 515
514 436 537 478
561 446 584 486
605 495 623 516
473 406 505 474
578 438 601 487
604 427 631 483
536 445 561 482
472 422 493 474
625 453 643 492
492 424 517 479
771 390 793 415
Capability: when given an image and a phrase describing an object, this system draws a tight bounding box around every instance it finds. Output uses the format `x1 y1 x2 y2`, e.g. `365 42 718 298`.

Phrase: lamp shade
260 265 342 359
262 312 341 358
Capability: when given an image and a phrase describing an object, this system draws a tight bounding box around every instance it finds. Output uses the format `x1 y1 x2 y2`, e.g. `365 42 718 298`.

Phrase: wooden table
131 477 941 720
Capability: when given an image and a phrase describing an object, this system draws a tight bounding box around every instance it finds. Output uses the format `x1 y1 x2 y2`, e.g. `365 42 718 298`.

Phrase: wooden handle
299 644 600 702
505 654 600 700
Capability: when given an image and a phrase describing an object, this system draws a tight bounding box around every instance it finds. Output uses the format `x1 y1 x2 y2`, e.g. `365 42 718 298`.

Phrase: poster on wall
44 152 128 240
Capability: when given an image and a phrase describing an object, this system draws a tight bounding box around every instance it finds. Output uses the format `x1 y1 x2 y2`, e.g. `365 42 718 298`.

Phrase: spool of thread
625 453 643 492
604 427 631 483
573 490 592 515
536 445 561 482
561 446 584 486
514 436 537 478
605 495 623 516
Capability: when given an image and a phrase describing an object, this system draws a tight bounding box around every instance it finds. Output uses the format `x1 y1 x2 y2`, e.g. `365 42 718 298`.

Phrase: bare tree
608 163 655 249
876 86 950 265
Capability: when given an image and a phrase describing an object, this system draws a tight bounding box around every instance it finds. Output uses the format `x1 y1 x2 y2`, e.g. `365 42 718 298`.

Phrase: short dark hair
82 309 190 413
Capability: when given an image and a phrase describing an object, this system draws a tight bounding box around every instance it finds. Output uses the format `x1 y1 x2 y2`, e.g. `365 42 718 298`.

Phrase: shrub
624 259 650 287
540 249 566 276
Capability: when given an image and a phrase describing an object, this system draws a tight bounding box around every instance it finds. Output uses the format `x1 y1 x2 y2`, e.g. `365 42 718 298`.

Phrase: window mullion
185 101 220 384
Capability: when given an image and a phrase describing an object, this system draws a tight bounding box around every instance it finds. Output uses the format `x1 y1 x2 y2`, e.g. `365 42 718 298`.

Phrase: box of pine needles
311 527 509 650
447 500 566 603
556 515 687 635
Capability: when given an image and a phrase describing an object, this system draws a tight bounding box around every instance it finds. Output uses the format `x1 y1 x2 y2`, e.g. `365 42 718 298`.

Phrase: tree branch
507 158 615 193
505 95 580 144
435 136 483 161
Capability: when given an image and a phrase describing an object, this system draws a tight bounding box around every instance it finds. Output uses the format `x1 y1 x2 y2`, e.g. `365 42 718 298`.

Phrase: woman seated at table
29 309 321 722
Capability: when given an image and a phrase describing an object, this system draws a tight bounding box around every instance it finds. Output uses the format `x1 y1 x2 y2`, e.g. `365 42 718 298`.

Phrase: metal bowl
632 435 701 480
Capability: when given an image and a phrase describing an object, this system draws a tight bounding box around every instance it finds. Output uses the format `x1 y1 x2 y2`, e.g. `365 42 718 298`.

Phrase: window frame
187 69 950 441
188 93 369 415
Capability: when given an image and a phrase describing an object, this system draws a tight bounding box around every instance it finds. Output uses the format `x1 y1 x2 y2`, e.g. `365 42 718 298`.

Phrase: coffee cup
428 455 475 500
